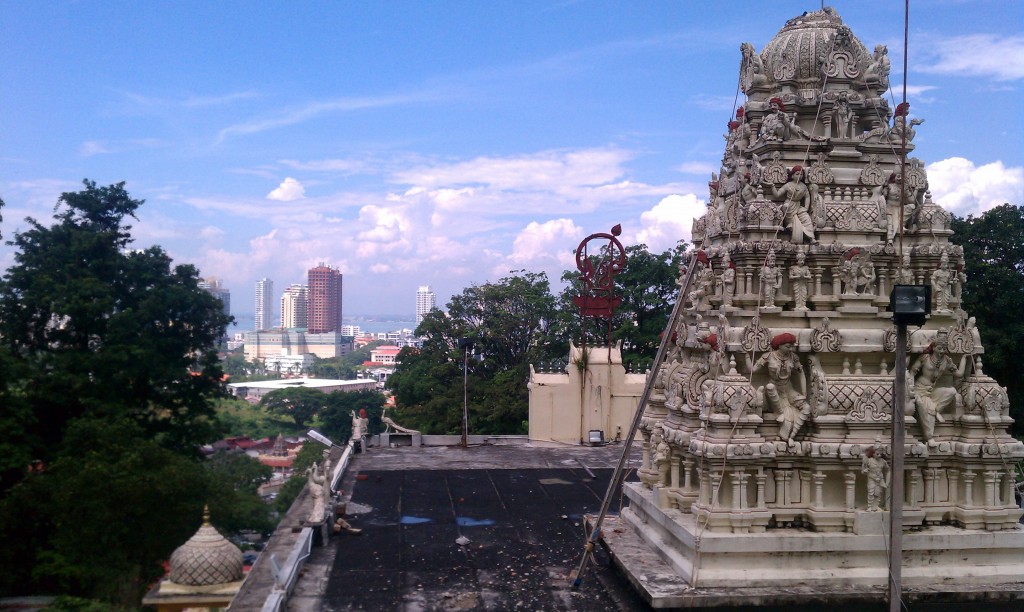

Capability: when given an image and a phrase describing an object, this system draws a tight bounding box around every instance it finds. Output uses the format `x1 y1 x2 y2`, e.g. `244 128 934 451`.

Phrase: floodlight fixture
890 284 931 326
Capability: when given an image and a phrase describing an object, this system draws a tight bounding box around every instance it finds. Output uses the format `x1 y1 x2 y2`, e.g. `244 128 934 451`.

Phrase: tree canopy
951 203 1024 432
0 181 234 605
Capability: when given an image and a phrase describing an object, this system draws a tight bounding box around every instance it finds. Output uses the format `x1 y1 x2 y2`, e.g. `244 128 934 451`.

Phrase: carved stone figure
932 252 953 312
739 171 758 206
840 248 875 295
888 102 925 144
750 333 810 448
760 250 783 308
910 329 968 446
759 98 823 143
788 251 812 311
719 252 736 307
771 166 819 244
739 42 769 92
833 91 853 138
861 446 888 511
865 44 891 90
307 461 327 524
894 252 914 285
731 108 753 155
652 423 671 486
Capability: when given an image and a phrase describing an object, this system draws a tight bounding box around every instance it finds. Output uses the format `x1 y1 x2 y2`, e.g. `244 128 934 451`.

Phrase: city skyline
3 1 1021 318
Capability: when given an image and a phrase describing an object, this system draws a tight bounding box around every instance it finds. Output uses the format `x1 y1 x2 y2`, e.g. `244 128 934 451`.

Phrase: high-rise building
415 285 436 324
255 278 274 331
199 277 231 317
307 264 343 334
280 284 308 329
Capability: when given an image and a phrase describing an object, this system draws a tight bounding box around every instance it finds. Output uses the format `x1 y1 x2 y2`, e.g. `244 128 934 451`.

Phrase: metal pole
890 323 907 611
571 251 698 589
462 344 469 448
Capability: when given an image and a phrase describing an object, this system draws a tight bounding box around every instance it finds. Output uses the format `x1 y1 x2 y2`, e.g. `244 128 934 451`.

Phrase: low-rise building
227 377 377 402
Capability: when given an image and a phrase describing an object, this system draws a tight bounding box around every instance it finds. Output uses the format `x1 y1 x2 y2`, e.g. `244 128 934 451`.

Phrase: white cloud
635 193 707 251
917 34 1024 81
927 157 1024 216
677 161 717 176
507 219 582 266
79 141 110 156
266 177 306 202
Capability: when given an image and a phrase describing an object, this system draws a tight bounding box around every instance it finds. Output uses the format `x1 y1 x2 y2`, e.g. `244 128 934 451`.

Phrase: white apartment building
255 278 274 331
280 284 308 329
415 285 436 324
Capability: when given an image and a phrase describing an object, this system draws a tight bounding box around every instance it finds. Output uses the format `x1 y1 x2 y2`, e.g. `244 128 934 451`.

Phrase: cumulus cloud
927 157 1024 216
917 34 1024 81
507 219 582 266
266 177 306 201
635 193 706 251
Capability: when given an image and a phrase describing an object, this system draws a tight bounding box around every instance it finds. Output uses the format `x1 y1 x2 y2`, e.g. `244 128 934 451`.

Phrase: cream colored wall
528 343 647 444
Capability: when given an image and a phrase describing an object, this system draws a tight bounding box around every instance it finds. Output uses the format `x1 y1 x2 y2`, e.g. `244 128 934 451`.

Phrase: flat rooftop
286 442 649 611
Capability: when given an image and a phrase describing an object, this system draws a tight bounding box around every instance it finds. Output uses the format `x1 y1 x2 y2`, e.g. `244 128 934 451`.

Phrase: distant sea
228 314 417 335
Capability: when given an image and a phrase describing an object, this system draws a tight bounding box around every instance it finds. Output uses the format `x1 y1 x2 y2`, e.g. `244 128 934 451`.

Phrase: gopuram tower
608 7 1024 605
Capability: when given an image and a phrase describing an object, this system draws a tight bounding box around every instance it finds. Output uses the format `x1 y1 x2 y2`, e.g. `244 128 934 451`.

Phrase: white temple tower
607 7 1024 606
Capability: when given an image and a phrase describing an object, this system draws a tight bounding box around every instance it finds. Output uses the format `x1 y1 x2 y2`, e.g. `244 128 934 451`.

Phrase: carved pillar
908 469 921 509
878 270 890 300
756 472 767 509
731 471 751 510
799 470 813 506
683 457 695 493
744 268 753 296
641 432 651 472
963 470 976 508
670 455 681 491
699 467 710 505
811 267 824 297
924 468 941 504
775 469 789 506
822 114 833 139
813 471 827 509
832 268 842 298
844 470 857 510
1004 470 1015 507
710 472 723 509
947 468 960 505
984 471 999 508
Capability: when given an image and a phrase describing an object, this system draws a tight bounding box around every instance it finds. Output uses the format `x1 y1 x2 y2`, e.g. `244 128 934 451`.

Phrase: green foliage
274 442 328 514
0 180 231 472
0 418 207 605
259 387 326 428
389 271 556 435
951 203 1024 432
203 451 275 534
318 390 386 443
0 181 233 605
215 396 305 439
312 340 382 379
43 596 114 612
557 242 686 363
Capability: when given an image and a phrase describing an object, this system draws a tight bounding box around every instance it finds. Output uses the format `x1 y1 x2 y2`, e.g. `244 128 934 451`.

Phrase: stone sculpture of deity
719 252 736 307
861 446 889 511
788 251 812 311
932 252 953 312
760 250 783 308
652 423 671 486
759 98 822 143
833 91 853 139
771 166 818 245
307 461 328 524
840 249 875 296
909 329 968 447
749 333 811 448
894 252 914 285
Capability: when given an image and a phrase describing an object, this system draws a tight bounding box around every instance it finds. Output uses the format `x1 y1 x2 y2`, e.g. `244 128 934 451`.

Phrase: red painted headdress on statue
894 101 910 117
702 333 719 351
769 97 785 112
770 332 797 350
696 250 710 265
736 107 745 119
788 165 804 179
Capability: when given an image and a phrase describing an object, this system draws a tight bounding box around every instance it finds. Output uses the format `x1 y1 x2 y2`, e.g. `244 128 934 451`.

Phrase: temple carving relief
633 6 1023 539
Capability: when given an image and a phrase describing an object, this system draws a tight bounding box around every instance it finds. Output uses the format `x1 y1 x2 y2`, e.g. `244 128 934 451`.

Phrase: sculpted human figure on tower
749 333 811 448
771 166 818 245
910 329 968 447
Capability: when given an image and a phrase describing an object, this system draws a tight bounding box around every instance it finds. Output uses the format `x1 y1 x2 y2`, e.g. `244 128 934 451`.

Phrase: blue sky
2 0 1022 326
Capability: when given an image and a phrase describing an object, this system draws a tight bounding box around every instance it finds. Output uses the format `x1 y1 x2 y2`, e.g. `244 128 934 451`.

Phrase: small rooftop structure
143 507 244 611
